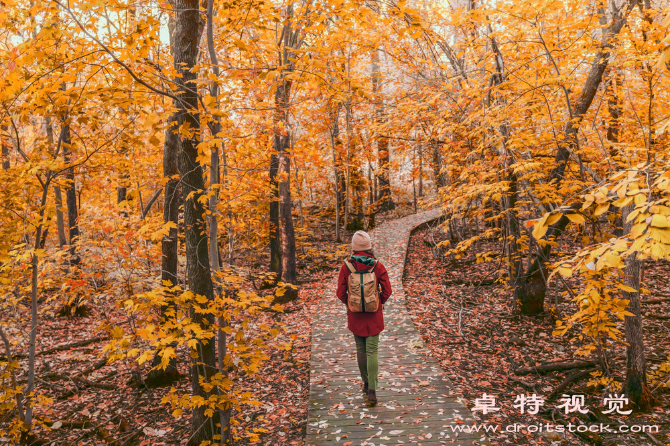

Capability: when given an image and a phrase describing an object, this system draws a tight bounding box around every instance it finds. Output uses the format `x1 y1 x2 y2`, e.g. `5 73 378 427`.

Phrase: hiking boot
367 389 377 406
362 382 369 394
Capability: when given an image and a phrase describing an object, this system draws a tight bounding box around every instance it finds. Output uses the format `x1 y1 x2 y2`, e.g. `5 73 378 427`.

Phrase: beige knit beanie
351 231 372 252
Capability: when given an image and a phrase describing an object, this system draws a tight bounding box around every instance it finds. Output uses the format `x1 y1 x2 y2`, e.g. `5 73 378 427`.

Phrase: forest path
306 209 487 445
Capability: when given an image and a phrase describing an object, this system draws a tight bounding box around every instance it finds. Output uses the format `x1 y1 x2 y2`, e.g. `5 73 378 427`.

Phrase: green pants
354 334 379 390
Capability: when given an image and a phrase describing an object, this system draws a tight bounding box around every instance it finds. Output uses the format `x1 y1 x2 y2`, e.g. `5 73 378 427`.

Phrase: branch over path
306 209 488 445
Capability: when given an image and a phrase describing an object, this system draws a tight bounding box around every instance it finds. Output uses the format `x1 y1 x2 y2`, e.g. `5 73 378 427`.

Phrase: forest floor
403 224 670 446
0 202 418 445
13 200 668 446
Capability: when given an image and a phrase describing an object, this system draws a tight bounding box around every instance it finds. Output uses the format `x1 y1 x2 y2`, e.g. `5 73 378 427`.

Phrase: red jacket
336 251 392 337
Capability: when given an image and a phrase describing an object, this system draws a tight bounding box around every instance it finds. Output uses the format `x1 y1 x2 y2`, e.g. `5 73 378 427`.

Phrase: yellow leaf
617 283 638 293
532 213 550 240
547 212 563 225
605 253 621 268
558 267 573 277
651 214 670 228
566 213 585 224
630 223 646 239
593 202 610 217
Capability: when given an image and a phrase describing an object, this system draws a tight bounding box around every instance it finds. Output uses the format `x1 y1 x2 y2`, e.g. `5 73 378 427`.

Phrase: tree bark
278 149 297 286
206 0 231 440
171 1 219 443
605 70 624 237
621 207 654 411
371 48 394 212
269 153 281 277
62 116 80 266
344 103 364 230
145 113 181 388
273 2 299 287
45 118 67 248
432 139 445 191
418 143 423 197
367 163 375 229
329 107 342 242
1 124 9 169
488 34 539 314
146 10 180 389
25 181 51 426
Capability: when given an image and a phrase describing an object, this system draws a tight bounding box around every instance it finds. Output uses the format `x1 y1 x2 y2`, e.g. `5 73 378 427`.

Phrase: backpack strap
344 260 356 273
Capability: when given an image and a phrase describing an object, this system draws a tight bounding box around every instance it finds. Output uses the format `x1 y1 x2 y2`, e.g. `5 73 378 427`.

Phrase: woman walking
336 230 392 405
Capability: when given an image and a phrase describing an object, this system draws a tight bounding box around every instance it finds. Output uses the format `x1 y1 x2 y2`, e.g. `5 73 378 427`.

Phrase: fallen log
646 313 670 320
56 372 116 399
443 278 498 287
2 336 108 360
509 376 538 390
38 336 108 356
78 356 108 376
514 360 597 376
50 372 114 389
548 367 597 401
56 421 94 429
642 298 670 304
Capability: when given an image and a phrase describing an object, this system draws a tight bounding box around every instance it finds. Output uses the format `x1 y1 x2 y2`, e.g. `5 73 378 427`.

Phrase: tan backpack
344 259 379 313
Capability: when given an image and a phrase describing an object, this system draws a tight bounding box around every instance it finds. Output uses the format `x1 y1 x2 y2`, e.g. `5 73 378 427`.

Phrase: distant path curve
306 209 488 445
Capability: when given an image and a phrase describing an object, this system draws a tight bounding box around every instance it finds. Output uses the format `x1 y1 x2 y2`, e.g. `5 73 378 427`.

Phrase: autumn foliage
0 0 669 444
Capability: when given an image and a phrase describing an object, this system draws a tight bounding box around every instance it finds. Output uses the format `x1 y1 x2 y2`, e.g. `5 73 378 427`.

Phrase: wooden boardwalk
307 210 488 445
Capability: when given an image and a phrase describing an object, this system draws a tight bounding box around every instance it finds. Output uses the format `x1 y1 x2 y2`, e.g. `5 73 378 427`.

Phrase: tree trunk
621 204 655 411
269 153 281 277
278 150 297 286
1 124 9 169
146 10 180 389
605 70 624 237
418 143 423 197
45 118 67 248
371 48 394 212
25 182 50 426
62 117 80 266
329 107 341 242
145 113 181 388
347 162 365 231
488 34 542 314
206 0 231 439
366 163 376 229
412 146 418 213
117 184 127 204
171 1 219 443
53 186 67 249
344 103 364 230
273 3 299 288
432 139 445 191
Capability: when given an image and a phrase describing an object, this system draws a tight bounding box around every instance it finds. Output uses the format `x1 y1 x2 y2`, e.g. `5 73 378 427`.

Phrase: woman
336 230 393 405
